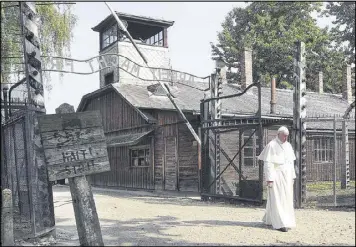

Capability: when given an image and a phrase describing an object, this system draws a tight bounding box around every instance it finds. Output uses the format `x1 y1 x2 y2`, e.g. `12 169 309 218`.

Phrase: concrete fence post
1 189 14 246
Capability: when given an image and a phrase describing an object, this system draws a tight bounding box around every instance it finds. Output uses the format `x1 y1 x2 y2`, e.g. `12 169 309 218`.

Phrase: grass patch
307 180 356 191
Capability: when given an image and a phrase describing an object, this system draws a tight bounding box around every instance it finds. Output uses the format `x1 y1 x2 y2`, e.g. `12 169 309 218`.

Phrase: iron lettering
42 54 209 86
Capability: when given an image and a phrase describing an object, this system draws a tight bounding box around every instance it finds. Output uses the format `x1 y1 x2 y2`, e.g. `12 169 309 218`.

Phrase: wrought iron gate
199 73 292 204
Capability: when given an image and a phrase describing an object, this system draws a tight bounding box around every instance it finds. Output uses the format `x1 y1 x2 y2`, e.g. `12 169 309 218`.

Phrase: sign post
37 110 110 246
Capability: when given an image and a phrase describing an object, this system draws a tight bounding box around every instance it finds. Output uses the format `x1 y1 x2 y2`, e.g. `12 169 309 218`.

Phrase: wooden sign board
37 111 110 181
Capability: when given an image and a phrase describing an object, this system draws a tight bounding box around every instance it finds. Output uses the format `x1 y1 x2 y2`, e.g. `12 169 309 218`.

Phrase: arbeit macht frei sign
42 53 210 86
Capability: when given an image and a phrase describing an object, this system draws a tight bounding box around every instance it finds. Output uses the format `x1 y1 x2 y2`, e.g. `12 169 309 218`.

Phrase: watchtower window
104 72 114 86
101 24 118 49
145 30 163 46
120 21 165 47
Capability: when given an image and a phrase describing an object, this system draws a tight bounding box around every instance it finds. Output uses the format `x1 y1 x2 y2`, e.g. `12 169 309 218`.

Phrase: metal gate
199 72 292 204
303 111 355 208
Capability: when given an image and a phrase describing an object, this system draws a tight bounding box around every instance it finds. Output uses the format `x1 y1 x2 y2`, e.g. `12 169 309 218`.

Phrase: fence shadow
53 185 265 209
55 216 245 246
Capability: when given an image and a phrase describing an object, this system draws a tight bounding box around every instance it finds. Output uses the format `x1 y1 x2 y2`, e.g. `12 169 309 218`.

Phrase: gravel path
51 185 355 246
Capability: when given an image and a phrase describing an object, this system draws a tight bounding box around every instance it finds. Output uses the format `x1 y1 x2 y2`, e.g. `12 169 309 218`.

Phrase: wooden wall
83 91 147 132
89 137 155 190
306 135 356 182
82 92 200 192
153 110 199 192
82 91 155 189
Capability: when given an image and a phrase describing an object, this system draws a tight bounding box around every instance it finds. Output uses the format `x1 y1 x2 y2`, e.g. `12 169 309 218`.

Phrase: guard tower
92 12 174 88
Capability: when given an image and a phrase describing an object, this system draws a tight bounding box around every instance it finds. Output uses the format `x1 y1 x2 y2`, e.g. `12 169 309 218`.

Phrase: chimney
318 71 323 94
342 64 352 104
240 48 253 90
220 66 227 84
270 77 276 114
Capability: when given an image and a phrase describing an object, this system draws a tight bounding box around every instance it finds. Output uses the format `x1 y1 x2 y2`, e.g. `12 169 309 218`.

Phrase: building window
314 138 333 162
243 130 258 167
101 24 118 49
104 72 114 86
130 147 150 167
145 30 163 46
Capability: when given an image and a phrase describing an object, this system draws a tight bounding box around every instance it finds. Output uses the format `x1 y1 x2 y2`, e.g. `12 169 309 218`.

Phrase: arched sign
42 53 210 89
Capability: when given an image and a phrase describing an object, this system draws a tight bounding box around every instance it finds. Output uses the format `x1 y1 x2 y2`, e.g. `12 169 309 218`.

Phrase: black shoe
277 227 288 232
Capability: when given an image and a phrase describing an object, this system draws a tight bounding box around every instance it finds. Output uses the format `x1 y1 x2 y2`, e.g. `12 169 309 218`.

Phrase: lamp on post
215 57 226 74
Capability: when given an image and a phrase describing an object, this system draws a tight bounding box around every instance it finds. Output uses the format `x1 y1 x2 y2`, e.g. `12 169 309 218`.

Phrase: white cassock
258 137 296 229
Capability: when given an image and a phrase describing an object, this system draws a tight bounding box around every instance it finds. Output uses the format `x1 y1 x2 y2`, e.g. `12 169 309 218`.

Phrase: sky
44 2 333 114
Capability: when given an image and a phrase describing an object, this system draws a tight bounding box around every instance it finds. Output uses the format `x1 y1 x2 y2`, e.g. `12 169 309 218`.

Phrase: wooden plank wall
306 136 356 182
153 110 199 192
84 91 147 132
89 137 154 190
177 120 199 192
82 91 155 189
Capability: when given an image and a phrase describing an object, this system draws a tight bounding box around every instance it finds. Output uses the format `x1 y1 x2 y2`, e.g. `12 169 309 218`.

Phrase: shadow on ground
54 215 272 246
53 185 264 209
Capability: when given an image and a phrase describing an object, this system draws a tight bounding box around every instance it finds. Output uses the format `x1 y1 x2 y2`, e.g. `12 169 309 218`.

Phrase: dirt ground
45 185 355 246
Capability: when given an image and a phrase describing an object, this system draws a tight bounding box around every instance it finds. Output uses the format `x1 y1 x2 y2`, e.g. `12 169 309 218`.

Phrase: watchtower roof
92 11 174 32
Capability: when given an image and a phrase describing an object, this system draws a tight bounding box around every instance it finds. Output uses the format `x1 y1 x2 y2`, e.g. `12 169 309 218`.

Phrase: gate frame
199 73 293 204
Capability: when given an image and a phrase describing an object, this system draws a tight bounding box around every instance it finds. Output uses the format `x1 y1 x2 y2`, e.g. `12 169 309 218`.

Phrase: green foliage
1 2 77 91
212 2 349 93
324 2 355 64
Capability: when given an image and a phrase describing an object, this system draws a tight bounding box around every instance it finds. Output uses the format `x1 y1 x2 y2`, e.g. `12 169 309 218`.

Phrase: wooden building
77 12 355 194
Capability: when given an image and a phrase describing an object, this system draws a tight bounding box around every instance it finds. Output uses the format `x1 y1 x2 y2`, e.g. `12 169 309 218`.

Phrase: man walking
258 126 296 232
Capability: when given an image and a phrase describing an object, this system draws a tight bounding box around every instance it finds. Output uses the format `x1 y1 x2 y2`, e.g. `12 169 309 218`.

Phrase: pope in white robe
258 126 296 232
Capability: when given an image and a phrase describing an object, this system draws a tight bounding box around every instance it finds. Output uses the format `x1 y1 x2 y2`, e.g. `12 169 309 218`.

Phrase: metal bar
257 82 264 202
206 128 257 190
8 77 27 117
333 115 337 206
104 2 201 145
238 130 243 195
220 146 246 180
343 101 355 119
202 82 258 103
201 116 293 124
198 127 202 193
202 123 259 130
202 119 293 131
304 118 355 122
202 117 261 123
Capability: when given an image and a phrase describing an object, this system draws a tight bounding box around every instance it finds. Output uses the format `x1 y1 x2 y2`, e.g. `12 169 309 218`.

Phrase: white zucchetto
278 126 289 135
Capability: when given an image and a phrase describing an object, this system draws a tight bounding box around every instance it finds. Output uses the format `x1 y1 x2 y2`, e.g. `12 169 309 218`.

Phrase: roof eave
92 12 174 32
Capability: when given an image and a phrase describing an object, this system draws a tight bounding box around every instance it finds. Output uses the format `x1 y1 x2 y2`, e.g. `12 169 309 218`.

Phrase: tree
324 2 355 64
1 2 77 91
212 2 346 93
